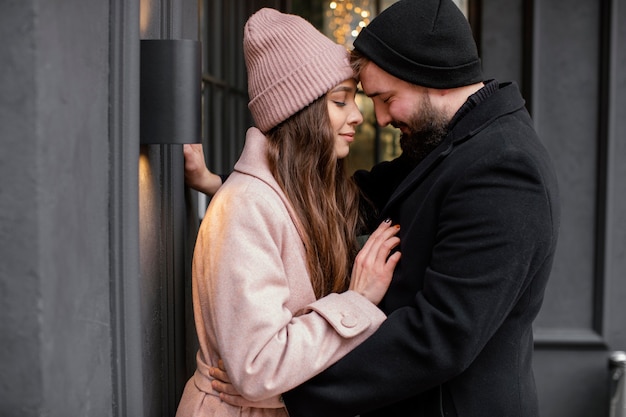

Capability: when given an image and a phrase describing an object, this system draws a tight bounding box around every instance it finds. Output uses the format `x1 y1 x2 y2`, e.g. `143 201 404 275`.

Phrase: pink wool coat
176 127 387 417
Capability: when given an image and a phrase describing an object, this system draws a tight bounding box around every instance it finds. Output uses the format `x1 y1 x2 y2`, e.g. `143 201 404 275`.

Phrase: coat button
341 313 358 328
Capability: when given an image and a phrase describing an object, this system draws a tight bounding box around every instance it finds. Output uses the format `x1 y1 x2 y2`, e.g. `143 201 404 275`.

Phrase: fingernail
384 218 392 223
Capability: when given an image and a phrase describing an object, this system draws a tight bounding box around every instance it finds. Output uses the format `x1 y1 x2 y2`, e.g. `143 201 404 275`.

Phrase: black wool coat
283 82 561 417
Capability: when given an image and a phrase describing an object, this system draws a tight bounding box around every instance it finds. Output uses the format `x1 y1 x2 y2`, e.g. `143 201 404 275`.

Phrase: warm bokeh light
324 0 372 49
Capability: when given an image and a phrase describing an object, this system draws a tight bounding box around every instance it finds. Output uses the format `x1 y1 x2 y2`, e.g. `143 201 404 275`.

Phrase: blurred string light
325 0 373 48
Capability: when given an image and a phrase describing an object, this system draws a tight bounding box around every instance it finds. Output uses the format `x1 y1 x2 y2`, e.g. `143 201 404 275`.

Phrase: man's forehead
359 62 389 97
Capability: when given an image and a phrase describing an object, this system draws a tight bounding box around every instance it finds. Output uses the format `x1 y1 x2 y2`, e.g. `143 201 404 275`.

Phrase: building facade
1 0 625 416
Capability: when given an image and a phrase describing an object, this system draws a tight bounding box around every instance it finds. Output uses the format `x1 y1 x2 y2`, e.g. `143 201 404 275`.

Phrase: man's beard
397 98 449 164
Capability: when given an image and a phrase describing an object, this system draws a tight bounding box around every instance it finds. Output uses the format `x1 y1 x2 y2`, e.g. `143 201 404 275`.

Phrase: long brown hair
266 95 361 298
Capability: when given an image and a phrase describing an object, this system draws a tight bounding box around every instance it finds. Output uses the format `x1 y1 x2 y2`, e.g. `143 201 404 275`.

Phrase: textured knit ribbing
244 8 353 132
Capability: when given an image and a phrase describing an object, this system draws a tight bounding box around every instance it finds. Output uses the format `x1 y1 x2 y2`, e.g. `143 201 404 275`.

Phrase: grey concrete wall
0 1 113 416
1 2 42 414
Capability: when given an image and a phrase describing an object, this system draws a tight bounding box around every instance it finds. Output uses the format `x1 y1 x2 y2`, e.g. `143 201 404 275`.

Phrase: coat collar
232 127 308 242
234 127 276 186
382 82 527 214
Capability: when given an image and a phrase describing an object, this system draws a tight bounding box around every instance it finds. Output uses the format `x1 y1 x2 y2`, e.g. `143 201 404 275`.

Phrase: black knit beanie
353 0 483 89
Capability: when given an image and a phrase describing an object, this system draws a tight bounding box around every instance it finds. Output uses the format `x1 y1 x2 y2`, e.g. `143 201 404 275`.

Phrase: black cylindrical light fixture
140 39 201 145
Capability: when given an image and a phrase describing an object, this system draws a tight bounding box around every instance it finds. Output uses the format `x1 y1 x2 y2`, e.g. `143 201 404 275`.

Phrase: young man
280 0 560 416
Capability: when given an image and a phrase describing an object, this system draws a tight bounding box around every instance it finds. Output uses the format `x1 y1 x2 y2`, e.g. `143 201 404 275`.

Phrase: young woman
175 8 401 417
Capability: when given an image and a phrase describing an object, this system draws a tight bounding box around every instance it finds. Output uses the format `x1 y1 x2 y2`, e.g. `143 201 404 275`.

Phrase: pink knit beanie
244 8 354 133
